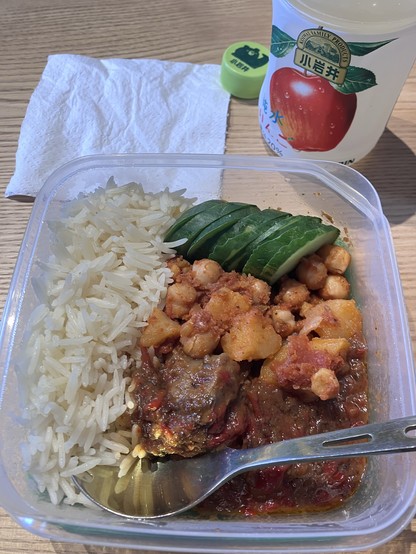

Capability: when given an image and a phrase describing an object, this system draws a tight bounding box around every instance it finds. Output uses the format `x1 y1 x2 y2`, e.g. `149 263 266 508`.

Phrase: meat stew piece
132 346 247 457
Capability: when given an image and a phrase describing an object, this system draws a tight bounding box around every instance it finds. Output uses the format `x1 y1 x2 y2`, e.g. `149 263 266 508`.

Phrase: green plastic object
220 41 269 99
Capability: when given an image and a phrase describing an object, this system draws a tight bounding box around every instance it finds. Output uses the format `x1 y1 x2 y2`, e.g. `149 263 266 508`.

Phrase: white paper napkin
5 54 230 199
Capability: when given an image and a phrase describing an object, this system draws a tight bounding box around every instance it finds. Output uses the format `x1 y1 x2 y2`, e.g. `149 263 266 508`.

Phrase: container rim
38 152 384 218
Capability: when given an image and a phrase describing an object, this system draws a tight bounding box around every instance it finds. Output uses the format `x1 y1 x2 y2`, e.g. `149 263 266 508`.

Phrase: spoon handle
231 415 416 472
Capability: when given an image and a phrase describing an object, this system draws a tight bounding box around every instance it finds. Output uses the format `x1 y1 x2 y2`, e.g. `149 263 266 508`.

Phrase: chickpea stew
130 237 368 515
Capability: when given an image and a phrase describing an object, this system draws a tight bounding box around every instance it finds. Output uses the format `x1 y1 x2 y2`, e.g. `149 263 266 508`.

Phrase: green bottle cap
220 41 269 99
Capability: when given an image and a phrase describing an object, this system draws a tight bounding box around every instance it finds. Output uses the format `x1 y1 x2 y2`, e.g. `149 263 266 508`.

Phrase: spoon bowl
73 415 416 519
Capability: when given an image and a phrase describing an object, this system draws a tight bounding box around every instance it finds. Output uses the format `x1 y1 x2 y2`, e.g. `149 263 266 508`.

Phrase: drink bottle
259 0 416 164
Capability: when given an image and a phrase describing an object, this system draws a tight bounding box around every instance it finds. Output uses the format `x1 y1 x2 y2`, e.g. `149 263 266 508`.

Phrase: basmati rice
18 179 193 506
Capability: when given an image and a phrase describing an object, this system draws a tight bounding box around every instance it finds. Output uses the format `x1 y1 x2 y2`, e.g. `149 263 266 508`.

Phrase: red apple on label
270 67 357 152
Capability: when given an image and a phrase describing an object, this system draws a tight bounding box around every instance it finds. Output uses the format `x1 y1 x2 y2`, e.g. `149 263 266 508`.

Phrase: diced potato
260 343 289 385
310 337 350 359
139 308 181 348
205 288 251 328
299 301 313 318
314 299 363 339
221 309 282 362
166 256 191 279
299 296 324 318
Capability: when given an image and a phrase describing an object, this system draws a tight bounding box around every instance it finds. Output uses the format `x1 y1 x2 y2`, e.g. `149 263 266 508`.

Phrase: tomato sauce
196 351 368 516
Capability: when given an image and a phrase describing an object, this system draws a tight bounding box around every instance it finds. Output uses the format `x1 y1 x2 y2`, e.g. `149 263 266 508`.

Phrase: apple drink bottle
259 0 416 164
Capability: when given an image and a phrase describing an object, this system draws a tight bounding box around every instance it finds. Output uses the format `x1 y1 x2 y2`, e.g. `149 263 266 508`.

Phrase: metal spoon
72 415 416 519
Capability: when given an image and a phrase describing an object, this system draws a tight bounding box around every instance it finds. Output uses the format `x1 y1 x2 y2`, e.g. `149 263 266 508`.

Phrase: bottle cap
220 41 269 99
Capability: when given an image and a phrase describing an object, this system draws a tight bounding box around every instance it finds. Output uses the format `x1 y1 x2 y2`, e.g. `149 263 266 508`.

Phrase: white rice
18 179 193 506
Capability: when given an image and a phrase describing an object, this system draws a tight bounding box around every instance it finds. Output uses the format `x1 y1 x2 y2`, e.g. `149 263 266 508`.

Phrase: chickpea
191 259 223 286
270 307 296 338
310 368 339 401
317 244 351 275
244 275 271 305
180 327 220 358
318 275 350 300
179 312 221 358
295 254 327 290
275 278 310 309
165 282 197 319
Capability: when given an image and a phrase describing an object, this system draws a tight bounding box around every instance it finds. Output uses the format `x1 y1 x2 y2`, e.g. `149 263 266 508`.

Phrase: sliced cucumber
186 205 259 260
228 214 295 270
246 223 340 284
241 215 321 270
164 200 225 242
209 209 291 271
242 215 322 275
166 201 251 257
165 199 340 284
267 225 339 284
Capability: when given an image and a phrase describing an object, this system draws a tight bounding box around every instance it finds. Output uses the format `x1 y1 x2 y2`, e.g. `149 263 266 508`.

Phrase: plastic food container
0 153 415 553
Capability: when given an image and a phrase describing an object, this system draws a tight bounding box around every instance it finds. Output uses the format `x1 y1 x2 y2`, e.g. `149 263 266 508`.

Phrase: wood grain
0 0 415 552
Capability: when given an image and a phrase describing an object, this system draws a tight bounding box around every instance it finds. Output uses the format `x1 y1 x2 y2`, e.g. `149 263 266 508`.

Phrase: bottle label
293 28 350 85
259 1 416 164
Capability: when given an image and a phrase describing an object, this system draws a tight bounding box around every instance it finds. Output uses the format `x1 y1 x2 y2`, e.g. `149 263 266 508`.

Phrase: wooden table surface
0 1 415 553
